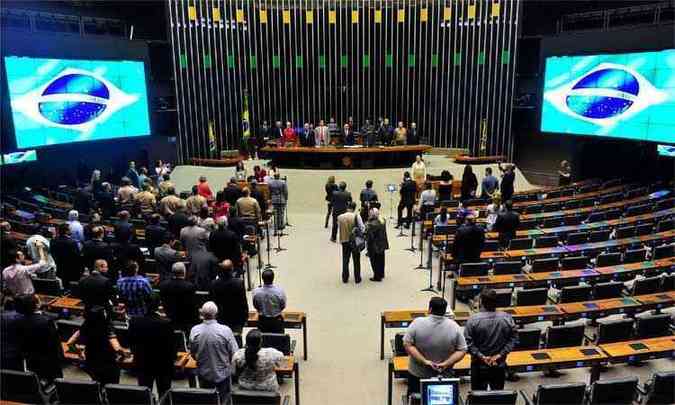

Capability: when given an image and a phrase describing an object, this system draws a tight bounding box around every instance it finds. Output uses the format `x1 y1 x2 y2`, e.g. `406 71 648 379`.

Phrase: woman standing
460 165 478 202
486 192 503 231
437 170 454 202
232 330 285 392
324 176 338 228
235 161 247 181
365 208 389 282
411 155 427 190
558 160 572 186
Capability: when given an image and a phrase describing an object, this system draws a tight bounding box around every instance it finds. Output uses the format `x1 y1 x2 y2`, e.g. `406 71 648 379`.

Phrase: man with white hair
180 216 209 257
160 262 198 335
365 208 389 282
189 301 239 401
67 210 85 247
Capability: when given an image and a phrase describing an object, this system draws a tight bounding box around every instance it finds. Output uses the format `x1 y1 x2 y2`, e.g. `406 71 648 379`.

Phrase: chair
587 377 638 405
113 324 130 348
655 198 674 210
587 212 606 223
483 240 500 252
1 369 56 404
626 204 650 217
494 289 513 308
563 200 580 210
589 229 611 243
542 203 560 213
632 276 662 296
174 330 188 352
56 319 84 342
515 288 548 306
167 388 219 405
231 388 290 405
392 333 406 356
261 333 294 356
509 238 534 250
635 313 671 339
638 370 675 405
578 198 595 208
460 262 491 277
195 291 210 309
601 193 622 204
493 261 522 275
653 243 673 260
525 205 543 214
566 232 588 245
55 378 103 405
32 277 63 297
531 258 559 273
605 209 622 220
518 219 539 230
465 390 518 405
563 215 583 226
616 226 636 239
593 318 634 344
104 384 154 405
544 324 585 348
558 285 592 303
535 236 558 248
561 256 589 270
624 248 647 264
592 281 624 299
523 382 586 405
514 328 541 351
636 223 653 236
595 252 621 267
542 218 563 229
662 274 674 292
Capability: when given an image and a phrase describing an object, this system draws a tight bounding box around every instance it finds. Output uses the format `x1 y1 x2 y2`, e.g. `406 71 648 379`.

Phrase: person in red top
213 191 229 221
197 176 214 202
253 166 267 183
282 122 297 146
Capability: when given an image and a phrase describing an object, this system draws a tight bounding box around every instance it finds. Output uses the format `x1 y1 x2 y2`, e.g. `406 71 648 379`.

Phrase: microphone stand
405 210 417 252
264 219 276 269
415 221 427 270
273 207 287 253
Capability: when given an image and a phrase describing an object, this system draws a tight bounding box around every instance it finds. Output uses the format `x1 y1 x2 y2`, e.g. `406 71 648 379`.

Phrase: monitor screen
1 150 37 165
421 378 460 405
541 49 675 143
4 56 151 149
657 144 675 157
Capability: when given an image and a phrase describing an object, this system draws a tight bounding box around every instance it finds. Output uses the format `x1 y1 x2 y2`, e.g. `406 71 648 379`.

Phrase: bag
349 214 366 252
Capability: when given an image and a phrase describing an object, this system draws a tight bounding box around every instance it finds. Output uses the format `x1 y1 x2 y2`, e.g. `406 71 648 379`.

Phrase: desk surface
457 273 532 287
599 336 675 360
521 194 658 221
500 305 563 318
248 311 305 324
558 297 642 315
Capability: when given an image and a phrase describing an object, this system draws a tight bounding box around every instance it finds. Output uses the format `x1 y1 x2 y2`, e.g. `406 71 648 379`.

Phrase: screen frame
421 377 460 405
539 48 674 144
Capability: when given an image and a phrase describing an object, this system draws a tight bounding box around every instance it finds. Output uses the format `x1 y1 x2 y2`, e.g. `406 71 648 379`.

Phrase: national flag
306 10 313 24
374 9 382 23
492 2 501 17
212 7 221 22
208 121 216 154
420 8 428 22
259 9 268 23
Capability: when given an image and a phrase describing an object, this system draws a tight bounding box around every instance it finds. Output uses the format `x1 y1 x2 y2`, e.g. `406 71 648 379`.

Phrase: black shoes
370 277 382 282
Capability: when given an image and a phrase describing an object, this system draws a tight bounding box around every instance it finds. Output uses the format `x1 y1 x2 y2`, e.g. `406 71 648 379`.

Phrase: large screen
541 49 675 143
4 56 150 149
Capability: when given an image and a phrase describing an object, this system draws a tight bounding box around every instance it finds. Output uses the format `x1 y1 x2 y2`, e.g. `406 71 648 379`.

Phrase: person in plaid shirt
116 261 152 317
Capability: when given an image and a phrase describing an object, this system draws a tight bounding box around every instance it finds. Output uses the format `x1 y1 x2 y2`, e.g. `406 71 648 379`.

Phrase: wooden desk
499 305 565 324
634 292 675 311
564 230 675 255
247 311 307 361
520 193 657 221
456 274 533 289
527 269 601 286
558 297 642 321
541 208 675 236
388 356 470 405
593 258 675 281
48 297 84 313
600 336 675 364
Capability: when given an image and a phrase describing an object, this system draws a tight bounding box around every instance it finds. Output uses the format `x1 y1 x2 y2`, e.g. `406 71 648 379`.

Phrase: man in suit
331 181 352 242
396 172 417 229
145 214 168 255
378 118 394 145
79 259 115 310
365 208 389 281
154 233 186 282
126 160 141 189
268 173 288 235
249 180 268 217
452 215 486 265
81 227 114 275
361 120 377 147
209 218 243 274
269 121 283 140
180 216 209 257
337 202 365 284
51 223 83 288
128 294 176 398
223 178 243 207
114 210 134 244
209 260 248 333
168 204 191 238
189 245 219 291
407 122 420 145
159 262 198 335
494 200 520 249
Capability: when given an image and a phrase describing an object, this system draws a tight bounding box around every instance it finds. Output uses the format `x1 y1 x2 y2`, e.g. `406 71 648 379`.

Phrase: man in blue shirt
480 167 499 199
116 261 152 317
67 210 85 248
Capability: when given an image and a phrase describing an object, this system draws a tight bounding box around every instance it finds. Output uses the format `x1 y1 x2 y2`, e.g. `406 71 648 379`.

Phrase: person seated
434 207 451 228
233 329 285 392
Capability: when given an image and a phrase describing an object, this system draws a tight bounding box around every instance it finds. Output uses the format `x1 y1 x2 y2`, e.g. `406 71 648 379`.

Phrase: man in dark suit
145 214 168 255
452 215 486 265
209 260 248 333
494 200 520 249
128 295 176 398
114 210 134 244
223 178 243 207
331 181 352 242
50 223 83 288
79 259 115 310
168 205 191 238
81 226 115 274
159 262 198 335
396 172 417 229
249 180 268 217
208 219 243 272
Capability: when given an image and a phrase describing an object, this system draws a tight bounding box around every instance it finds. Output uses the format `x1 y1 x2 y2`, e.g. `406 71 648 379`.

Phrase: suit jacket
366 218 389 254
495 211 520 246
114 221 134 244
188 250 219 290
332 190 353 215
168 211 191 238
50 236 83 286
268 179 288 205
250 189 268 215
210 274 249 329
223 184 243 206
154 245 183 282
145 224 168 254
399 180 417 206
17 313 63 381
208 229 242 265
81 239 114 273
180 225 209 256
452 223 486 263
407 128 419 145
128 312 176 372
159 278 198 328
79 272 115 310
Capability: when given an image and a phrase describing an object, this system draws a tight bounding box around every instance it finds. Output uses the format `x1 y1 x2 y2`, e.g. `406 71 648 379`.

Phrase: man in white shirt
2 248 50 296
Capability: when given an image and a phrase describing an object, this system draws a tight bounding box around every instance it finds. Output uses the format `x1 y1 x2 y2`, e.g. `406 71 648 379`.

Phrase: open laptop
421 378 460 405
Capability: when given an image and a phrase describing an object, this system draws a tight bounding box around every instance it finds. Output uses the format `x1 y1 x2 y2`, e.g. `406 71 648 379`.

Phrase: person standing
464 288 518 391
50 223 83 288
67 210 85 248
481 167 500 199
361 119 377 147
394 121 407 145
342 124 355 146
418 182 437 221
365 208 388 282
3 248 50 296
452 215 485 271
411 155 427 190
494 200 520 249
403 297 467 396
437 171 454 202
252 269 287 333
189 302 239 402
197 176 215 202
338 202 365 284
116 261 153 317
396 172 417 229
79 259 115 310
154 233 185 282
498 162 516 202
325 176 339 229
331 182 352 242
359 180 379 222
461 165 479 202
181 216 209 257
159 262 199 335
558 160 572 186
235 188 262 223
209 260 248 333
407 122 419 145
281 122 297 146
315 119 330 146
268 173 288 235
126 160 140 189
485 193 503 232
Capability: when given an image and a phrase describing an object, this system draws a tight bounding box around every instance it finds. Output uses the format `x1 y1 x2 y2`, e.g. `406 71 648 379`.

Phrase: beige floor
65 155 672 404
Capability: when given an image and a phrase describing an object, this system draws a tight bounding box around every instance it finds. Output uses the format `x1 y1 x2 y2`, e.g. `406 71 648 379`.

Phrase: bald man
208 260 248 333
78 259 114 310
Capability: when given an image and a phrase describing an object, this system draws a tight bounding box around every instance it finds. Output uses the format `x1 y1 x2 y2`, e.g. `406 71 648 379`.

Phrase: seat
542 218 563 229
639 370 675 405
515 288 548 306
483 240 500 252
513 328 541 351
587 377 638 405
392 333 406 356
56 319 84 342
535 236 558 248
616 226 636 239
653 243 673 260
493 261 522 275
494 289 513 308
558 285 592 303
632 276 662 296
104 384 154 405
594 318 634 344
167 388 219 405
600 193 621 204
525 205 543 214
113 324 131 348
544 324 585 348
563 200 580 210
561 256 589 270
526 382 586 405
589 229 611 243
605 209 622 220
435 224 457 235
231 388 289 404
624 248 647 264
518 219 539 230
662 274 674 292
509 238 534 250
55 378 103 405
595 252 621 267
465 390 518 405
174 330 188 352
563 214 582 226
566 232 588 246
32 277 63 297
542 203 560 213
460 262 491 277
625 204 650 217
531 258 559 273
655 198 674 211
1 369 56 404
195 291 210 309
261 333 294 356
586 212 606 223
578 198 595 208
592 281 624 299
635 313 671 339
636 223 653 236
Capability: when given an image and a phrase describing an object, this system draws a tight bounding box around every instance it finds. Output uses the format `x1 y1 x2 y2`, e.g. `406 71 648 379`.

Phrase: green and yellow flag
208 120 217 155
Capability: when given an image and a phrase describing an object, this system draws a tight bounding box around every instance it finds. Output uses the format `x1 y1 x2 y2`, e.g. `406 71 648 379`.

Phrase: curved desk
260 145 432 168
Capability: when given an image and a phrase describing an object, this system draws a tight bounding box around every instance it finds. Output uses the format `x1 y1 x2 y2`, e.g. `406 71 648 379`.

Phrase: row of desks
386 335 675 405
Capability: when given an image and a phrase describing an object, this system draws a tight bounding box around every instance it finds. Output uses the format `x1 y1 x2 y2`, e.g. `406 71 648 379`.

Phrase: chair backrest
508 238 533 250
566 232 588 246
653 243 673 260
518 219 539 230
534 382 586 405
393 333 406 356
483 240 500 252
559 285 592 303
104 384 154 405
465 390 517 405
515 288 548 306
632 276 662 296
644 371 675 405
195 290 210 308
261 333 292 355
113 324 130 348
175 330 188 352
525 205 543 214
542 203 560 213
592 281 624 299
531 258 559 273
460 262 491 277
662 274 674 292
605 209 622 220
616 226 636 239
596 253 622 268
493 261 522 275
55 378 103 405
435 225 457 236
635 313 672 339
514 328 541 351
494 289 513 308
32 277 62 296
535 236 559 248
1 369 49 404
56 319 84 342
625 204 649 217
168 388 219 405
231 388 282 404
562 200 580 210
578 198 595 208
635 223 653 236
587 212 606 223
589 229 611 243
561 256 589 270
588 377 638 405
545 324 585 348
595 318 634 344
623 248 647 264
564 215 582 226
542 218 563 229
